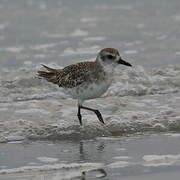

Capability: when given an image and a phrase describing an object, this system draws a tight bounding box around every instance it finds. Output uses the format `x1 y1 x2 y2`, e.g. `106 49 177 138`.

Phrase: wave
0 64 180 142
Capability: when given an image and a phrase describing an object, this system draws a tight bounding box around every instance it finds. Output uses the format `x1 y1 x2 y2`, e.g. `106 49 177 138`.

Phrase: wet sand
1 133 180 179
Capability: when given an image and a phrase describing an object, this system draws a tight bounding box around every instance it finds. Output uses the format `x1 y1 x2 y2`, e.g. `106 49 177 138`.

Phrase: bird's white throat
97 57 115 75
102 64 115 75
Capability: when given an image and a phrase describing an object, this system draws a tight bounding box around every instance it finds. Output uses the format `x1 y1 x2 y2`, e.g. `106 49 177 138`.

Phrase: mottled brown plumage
38 61 104 88
37 48 132 125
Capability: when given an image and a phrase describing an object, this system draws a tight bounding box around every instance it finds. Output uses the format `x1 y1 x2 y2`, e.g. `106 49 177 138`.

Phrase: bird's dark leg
80 105 105 124
77 105 82 126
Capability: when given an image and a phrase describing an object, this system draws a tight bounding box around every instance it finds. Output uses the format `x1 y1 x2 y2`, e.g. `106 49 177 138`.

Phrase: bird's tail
37 64 60 84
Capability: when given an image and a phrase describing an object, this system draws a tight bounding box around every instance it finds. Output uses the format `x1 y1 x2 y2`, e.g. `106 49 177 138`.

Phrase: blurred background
0 0 180 69
0 1 180 178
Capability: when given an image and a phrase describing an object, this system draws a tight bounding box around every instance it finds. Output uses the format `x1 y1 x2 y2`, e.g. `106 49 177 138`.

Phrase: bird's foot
94 110 105 124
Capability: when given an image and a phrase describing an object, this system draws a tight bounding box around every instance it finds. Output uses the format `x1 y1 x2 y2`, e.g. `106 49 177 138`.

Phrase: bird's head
96 48 132 69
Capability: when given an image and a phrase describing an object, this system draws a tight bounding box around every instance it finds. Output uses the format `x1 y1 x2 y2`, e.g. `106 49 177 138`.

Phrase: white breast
63 64 114 102
65 80 112 101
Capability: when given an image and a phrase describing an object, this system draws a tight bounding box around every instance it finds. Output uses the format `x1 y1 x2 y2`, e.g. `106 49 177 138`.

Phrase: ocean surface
0 0 180 179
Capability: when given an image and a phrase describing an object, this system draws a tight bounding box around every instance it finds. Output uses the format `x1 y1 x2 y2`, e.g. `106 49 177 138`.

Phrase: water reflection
79 141 107 179
79 141 85 161
79 141 105 161
97 142 105 152
81 169 107 179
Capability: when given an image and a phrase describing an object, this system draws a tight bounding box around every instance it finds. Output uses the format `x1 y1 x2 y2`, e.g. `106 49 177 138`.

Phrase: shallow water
0 0 180 69
1 133 180 179
0 0 180 179
0 64 180 141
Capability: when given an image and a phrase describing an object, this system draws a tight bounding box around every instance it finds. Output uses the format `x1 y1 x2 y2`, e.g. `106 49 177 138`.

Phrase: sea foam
0 64 180 141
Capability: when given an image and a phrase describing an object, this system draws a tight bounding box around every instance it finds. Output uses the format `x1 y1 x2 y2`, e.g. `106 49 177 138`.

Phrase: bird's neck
94 62 114 85
103 64 115 75
95 61 114 75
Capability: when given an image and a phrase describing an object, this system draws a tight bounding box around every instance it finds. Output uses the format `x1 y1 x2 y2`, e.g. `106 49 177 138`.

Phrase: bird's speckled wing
58 62 101 88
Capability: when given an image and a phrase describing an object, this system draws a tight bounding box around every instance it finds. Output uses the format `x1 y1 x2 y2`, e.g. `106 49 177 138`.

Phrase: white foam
0 108 8 111
172 14 180 21
164 133 180 137
0 162 104 174
70 29 89 37
107 161 130 168
156 34 168 40
113 156 132 160
0 22 9 30
61 46 100 56
15 108 50 115
153 123 167 131
115 148 126 151
0 64 180 140
5 135 25 142
94 5 132 10
123 50 138 55
83 36 106 42
3 46 24 53
31 43 58 50
37 157 59 163
38 1 47 10
143 154 180 167
80 17 98 23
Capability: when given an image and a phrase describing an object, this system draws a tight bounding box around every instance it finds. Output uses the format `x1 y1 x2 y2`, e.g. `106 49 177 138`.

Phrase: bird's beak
117 58 132 67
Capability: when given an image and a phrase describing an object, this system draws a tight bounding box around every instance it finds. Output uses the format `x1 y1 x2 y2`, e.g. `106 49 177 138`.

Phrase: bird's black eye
107 55 114 59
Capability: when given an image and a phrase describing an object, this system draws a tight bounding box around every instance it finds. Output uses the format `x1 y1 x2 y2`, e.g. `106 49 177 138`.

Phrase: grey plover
37 48 132 125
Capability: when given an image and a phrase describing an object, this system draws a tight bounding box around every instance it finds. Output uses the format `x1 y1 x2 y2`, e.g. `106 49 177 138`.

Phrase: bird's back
37 61 105 88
